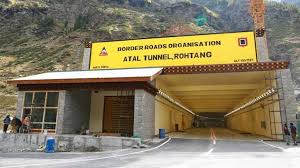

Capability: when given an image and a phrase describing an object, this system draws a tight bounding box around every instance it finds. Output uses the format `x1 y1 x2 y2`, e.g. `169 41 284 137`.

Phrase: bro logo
238 38 248 47
99 47 108 56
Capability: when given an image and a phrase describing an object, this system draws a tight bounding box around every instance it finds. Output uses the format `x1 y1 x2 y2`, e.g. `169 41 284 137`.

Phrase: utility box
45 137 55 153
159 129 165 139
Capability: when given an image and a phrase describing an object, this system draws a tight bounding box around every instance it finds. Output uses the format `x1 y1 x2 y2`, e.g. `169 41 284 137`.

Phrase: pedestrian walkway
168 128 268 140
261 140 300 152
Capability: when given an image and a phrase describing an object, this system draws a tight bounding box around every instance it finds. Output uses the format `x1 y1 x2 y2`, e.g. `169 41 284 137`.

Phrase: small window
47 92 59 107
45 109 57 123
23 108 31 117
31 123 43 129
44 124 56 130
31 108 44 122
22 92 59 134
33 92 46 107
24 92 33 107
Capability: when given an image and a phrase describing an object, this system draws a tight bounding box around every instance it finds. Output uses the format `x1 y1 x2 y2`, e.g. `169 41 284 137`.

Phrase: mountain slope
191 0 300 83
282 0 300 7
0 0 218 120
0 0 299 120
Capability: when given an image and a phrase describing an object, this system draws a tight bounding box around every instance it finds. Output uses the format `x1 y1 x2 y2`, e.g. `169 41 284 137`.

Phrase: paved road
0 138 299 168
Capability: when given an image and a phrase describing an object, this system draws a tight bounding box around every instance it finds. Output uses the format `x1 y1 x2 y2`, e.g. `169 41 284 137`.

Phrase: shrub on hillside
36 16 54 35
74 14 89 31
111 0 127 4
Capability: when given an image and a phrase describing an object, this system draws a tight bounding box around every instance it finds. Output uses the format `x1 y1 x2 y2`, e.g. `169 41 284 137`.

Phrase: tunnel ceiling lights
158 89 208 118
224 88 276 117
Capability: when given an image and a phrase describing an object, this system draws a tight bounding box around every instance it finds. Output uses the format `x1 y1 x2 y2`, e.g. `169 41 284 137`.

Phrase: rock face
282 0 300 7
0 0 299 115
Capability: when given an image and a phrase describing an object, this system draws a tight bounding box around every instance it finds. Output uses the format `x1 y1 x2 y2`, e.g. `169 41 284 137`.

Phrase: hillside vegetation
0 0 299 122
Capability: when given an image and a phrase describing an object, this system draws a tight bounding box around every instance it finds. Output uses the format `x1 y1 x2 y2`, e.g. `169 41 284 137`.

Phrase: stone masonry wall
256 37 270 62
277 69 298 124
56 91 66 134
58 90 91 134
134 90 155 140
15 91 25 118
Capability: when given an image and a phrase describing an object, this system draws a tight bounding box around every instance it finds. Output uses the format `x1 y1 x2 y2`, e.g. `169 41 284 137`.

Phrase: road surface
0 128 299 168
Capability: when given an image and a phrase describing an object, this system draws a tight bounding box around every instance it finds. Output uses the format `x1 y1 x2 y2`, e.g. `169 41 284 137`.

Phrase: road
0 129 300 168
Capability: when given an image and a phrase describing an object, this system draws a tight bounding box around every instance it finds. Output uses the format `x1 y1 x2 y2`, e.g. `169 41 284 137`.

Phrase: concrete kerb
142 137 169 146
0 133 141 152
259 140 300 152
0 134 39 152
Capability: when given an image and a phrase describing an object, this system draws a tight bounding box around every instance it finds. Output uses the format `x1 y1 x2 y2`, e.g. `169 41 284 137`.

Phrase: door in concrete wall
103 96 134 137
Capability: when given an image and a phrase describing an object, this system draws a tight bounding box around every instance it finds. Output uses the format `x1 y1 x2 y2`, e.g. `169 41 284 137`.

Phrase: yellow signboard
90 32 257 70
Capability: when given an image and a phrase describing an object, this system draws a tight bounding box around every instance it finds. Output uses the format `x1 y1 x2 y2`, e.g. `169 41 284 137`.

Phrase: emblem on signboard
238 38 248 47
99 47 108 56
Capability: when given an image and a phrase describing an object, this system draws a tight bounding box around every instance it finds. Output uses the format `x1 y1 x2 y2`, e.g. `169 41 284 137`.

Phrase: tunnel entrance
194 112 226 128
155 71 285 140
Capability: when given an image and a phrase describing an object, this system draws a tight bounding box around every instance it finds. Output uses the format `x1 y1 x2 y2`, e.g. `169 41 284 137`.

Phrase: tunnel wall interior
226 77 283 140
155 80 193 135
155 96 193 135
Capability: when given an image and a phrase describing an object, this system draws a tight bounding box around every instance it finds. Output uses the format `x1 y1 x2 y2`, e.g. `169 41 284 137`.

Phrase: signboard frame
89 31 258 70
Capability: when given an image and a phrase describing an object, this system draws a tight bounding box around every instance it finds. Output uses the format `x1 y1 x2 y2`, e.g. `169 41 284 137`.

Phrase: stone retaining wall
0 133 141 152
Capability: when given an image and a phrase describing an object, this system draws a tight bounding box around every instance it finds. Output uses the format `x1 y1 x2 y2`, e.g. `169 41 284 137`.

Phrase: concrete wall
256 37 269 62
81 47 91 70
16 91 25 118
226 86 283 139
277 69 298 125
155 97 193 135
0 133 141 152
134 90 155 139
223 68 297 139
154 80 193 135
89 91 134 133
182 114 193 130
56 91 66 134
57 90 91 134
155 97 173 134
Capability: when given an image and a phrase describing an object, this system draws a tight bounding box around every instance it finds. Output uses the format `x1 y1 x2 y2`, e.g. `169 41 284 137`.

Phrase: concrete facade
89 90 135 133
134 90 155 139
14 89 158 139
14 76 296 140
56 91 66 134
57 90 91 134
256 37 270 62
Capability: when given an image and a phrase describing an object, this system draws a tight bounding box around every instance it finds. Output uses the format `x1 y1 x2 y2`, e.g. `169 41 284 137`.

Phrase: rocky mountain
282 0 300 7
191 0 300 81
0 0 299 121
